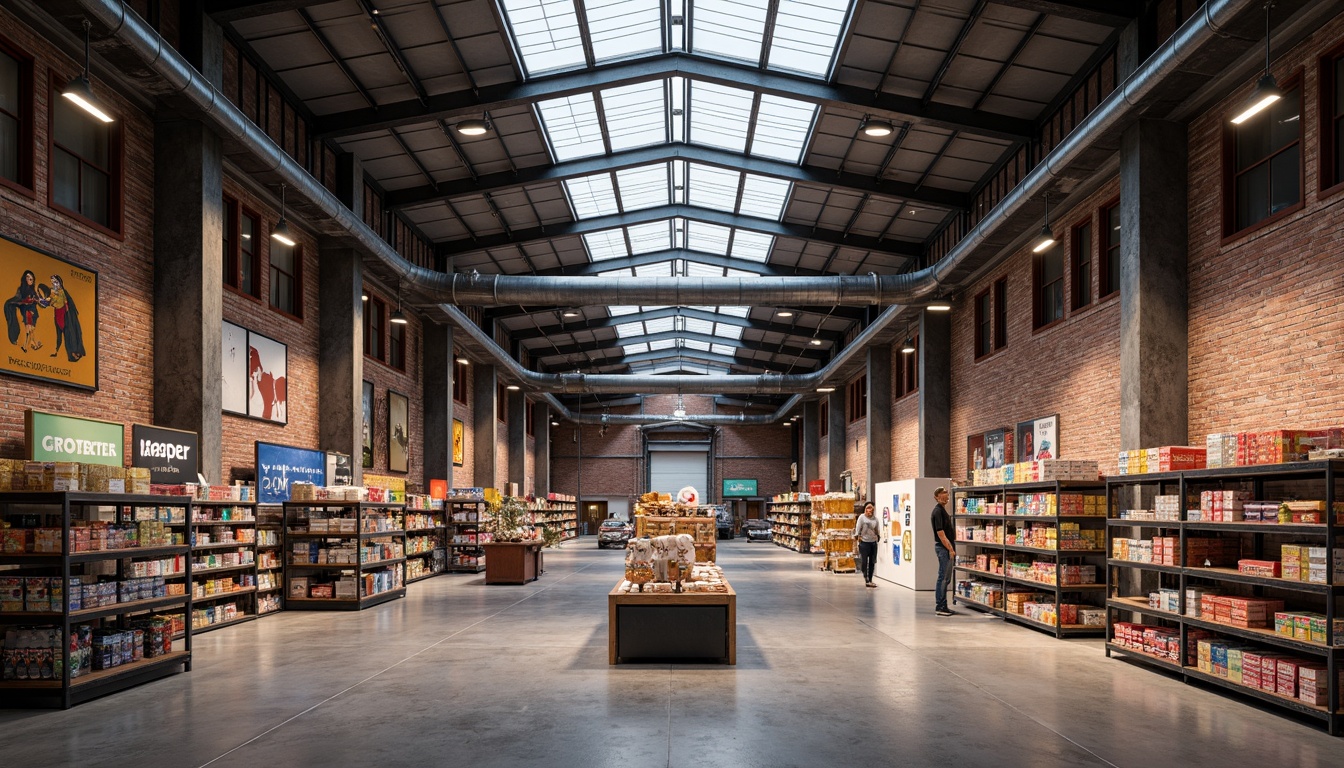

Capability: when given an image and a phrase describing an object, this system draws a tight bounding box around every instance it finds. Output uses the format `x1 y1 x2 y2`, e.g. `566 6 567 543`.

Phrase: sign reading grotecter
131 424 199 484
25 409 124 466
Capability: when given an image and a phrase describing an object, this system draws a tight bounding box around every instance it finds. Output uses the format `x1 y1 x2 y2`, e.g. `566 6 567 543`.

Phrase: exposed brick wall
1187 14 1344 437
0 8 155 460
949 178 1123 481
360 285 424 491
452 369 474 489
845 418 866 493
495 418 508 490
890 386 920 480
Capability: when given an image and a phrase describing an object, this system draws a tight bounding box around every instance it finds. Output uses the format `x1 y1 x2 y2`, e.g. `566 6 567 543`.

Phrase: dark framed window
0 38 33 192
993 277 1007 350
1033 239 1064 330
364 296 385 361
1099 202 1121 298
496 384 507 423
222 197 261 297
525 403 535 437
1225 76 1302 236
974 289 991 359
900 336 918 397
846 375 867 423
1071 219 1093 310
50 74 120 232
1319 47 1344 193
820 400 829 438
269 239 302 317
453 355 468 403
388 321 406 371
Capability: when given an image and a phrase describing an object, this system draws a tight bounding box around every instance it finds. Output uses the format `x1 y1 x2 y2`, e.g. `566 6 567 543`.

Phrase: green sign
723 478 757 497
26 409 125 466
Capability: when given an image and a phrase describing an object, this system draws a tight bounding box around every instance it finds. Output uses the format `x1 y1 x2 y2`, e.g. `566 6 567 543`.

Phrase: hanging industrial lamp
1231 3 1282 125
860 116 894 137
271 184 297 246
62 20 114 123
1032 192 1056 253
456 115 491 136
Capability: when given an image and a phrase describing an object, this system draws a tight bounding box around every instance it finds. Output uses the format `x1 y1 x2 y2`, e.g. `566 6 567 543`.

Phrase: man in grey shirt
855 501 881 588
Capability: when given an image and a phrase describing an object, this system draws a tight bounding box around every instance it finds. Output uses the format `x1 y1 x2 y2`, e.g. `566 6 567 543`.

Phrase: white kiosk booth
872 478 951 590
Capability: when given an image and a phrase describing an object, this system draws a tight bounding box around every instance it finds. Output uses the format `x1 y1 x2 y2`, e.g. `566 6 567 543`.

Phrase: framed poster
1016 414 1059 462
361 381 374 468
966 433 986 478
325 451 352 486
983 428 1013 469
388 389 409 473
247 330 287 424
221 321 248 415
0 234 98 390
452 418 465 466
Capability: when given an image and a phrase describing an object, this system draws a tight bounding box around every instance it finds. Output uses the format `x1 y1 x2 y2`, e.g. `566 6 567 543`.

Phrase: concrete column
334 152 365 215
178 2 224 88
1119 119 1188 451
801 399 820 490
473 364 497 488
826 389 845 492
533 401 550 497
317 246 364 484
422 322 453 490
919 310 952 477
866 345 893 499
153 119 223 481
507 391 526 492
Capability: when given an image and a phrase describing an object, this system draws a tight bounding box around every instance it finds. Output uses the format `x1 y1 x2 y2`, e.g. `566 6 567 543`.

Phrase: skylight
685 221 731 255
730 230 773 262
601 81 667 152
582 229 629 261
564 161 789 221
586 0 663 64
627 221 673 253
751 95 818 163
565 173 618 218
499 0 586 76
689 82 754 153
616 165 670 210
691 0 769 65
766 0 852 77
536 94 603 162
738 174 792 219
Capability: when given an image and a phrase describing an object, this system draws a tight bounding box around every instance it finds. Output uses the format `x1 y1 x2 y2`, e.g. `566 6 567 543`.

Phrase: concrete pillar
153 119 223 481
422 322 453 490
1119 119 1188 451
334 152 365 215
178 2 224 88
473 364 497 488
919 310 952 477
801 399 820 490
533 401 550 497
317 246 364 484
507 391 526 492
866 345 893 499
826 389 845 492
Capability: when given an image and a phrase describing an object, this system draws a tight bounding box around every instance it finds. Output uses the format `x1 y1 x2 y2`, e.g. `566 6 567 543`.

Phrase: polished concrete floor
1 540 1341 767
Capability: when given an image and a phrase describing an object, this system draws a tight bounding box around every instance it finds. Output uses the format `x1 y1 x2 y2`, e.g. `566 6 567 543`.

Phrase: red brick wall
495 418 508 490
949 178 1123 480
845 418 866 493
1187 15 1344 437
452 366 474 488
360 285 424 490
0 8 155 460
890 380 919 480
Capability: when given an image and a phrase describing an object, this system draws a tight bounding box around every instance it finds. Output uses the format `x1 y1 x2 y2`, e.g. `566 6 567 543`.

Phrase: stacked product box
360 569 402 597
1204 428 1343 468
1185 537 1239 567
1149 588 1181 613
1198 596 1284 627
957 521 1004 544
955 580 1004 608
1116 446 1207 475
1273 611 1344 646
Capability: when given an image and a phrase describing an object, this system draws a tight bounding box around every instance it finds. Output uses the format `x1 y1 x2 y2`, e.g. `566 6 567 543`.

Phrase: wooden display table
608 579 736 665
482 541 544 584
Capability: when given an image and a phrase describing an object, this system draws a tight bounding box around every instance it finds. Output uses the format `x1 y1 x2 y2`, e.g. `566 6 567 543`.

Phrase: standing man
855 501 880 588
931 486 958 616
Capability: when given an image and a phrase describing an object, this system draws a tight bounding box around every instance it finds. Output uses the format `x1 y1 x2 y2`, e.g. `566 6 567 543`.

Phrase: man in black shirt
931 486 957 616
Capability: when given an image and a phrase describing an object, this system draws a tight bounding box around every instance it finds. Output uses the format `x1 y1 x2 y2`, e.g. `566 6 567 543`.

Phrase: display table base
482 541 544 584
607 580 736 665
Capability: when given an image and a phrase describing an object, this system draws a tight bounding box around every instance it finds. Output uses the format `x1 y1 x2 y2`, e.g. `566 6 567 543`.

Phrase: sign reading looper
131 424 200 484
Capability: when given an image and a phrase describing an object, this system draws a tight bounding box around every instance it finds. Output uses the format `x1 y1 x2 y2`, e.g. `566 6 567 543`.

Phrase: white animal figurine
648 533 696 592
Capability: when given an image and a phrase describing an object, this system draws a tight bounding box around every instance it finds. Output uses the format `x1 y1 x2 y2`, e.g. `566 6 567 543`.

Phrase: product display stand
952 481 1108 638
189 499 258 634
404 502 447 583
446 499 489 573
1105 460 1342 734
482 541 544 584
282 500 407 610
608 577 736 664
0 492 194 708
532 496 577 542
255 504 284 614
765 498 810 552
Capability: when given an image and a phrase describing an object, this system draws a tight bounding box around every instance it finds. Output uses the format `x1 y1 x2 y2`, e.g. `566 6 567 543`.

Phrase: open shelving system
533 496 578 542
189 499 258 634
952 481 1108 638
404 502 447 583
1105 460 1342 734
765 498 810 553
446 499 489 573
0 492 194 708
282 500 407 610
255 503 284 614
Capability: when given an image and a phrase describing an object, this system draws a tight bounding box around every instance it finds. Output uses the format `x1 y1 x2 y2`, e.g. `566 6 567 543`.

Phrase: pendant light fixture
62 20 114 124
1231 3 1282 124
926 299 952 312
673 395 686 419
271 183 297 246
390 278 408 325
456 114 492 136
859 115 894 137
1032 192 1056 253
900 323 916 355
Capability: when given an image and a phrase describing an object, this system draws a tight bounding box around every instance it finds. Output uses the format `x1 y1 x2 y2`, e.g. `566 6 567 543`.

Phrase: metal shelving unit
282 501 407 610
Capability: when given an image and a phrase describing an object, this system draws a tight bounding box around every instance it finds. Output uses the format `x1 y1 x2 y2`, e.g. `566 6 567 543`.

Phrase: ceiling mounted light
506 384 520 391
1232 3 1282 124
1032 192 1055 253
390 305 408 325
672 395 686 419
817 387 835 393
809 339 823 346
551 420 560 427
562 309 580 318
455 355 470 365
271 183 297 246
927 300 952 312
777 311 794 318
361 292 368 302
860 117 894 137
456 117 491 136
62 21 114 123
901 337 916 355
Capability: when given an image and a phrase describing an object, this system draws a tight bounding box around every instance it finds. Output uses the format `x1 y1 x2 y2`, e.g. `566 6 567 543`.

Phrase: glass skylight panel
648 339 677 351
632 261 674 277
729 229 773 262
537 94 603 162
500 0 586 76
586 0 663 63
714 323 743 340
600 81 667 153
615 164 670 211
711 343 739 356
626 220 672 253
750 94 817 163
738 174 791 219
609 306 640 316
686 164 740 212
691 0 768 65
689 82 753 153
683 340 711 352
685 260 726 277
622 342 650 355
564 173 618 219
598 266 635 278
645 317 676 333
684 317 713 335
685 220 731 255
723 266 758 278
766 0 850 78
614 321 646 338
582 229 629 261
716 306 750 317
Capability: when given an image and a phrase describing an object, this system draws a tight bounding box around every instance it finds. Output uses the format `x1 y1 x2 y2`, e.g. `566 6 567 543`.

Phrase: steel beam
204 1 324 22
986 1 1140 27
531 330 829 362
504 307 849 342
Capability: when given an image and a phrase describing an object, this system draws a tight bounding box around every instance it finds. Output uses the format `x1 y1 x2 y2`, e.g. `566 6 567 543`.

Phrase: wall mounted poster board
221 321 248 415
131 423 200 484
26 409 123 466
361 381 374 468
452 418 464 466
1 234 98 390
247 331 287 424
388 390 409 473
983 428 1014 469
326 452 352 486
966 433 986 479
1015 415 1059 463
256 441 325 504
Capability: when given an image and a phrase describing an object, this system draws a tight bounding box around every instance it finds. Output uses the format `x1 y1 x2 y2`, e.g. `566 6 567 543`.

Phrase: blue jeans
935 546 952 611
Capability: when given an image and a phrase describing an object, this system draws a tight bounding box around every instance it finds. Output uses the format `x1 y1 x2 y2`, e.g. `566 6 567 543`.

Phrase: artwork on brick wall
0 234 98 390
247 330 287 424
452 418 464 466
362 380 374 468
388 389 409 473
221 321 248 415
983 428 1013 469
1015 415 1058 462
966 434 986 479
